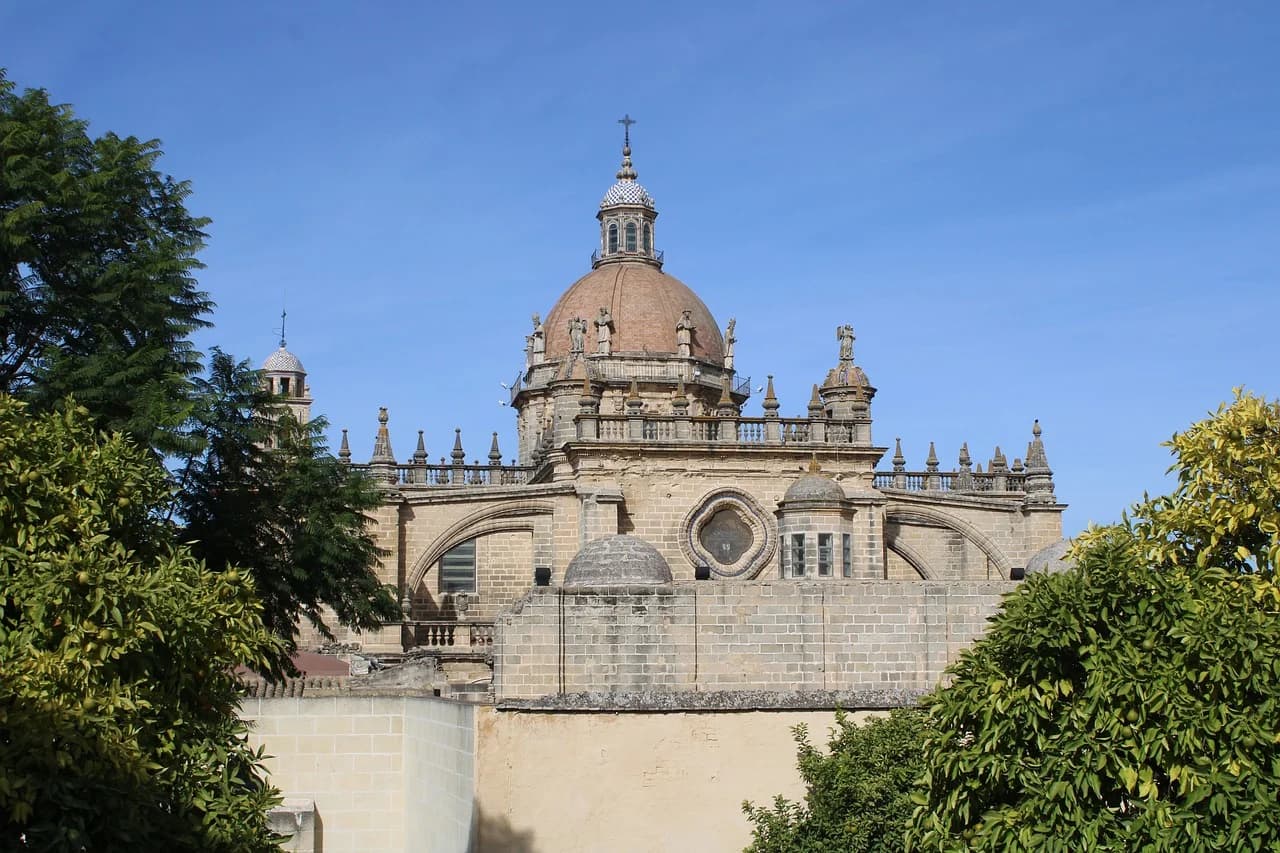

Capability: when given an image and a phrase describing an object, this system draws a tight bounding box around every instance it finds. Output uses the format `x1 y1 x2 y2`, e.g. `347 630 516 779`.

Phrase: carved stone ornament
680 488 777 579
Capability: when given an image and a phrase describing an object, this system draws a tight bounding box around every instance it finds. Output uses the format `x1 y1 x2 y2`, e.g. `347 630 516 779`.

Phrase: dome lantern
595 115 661 269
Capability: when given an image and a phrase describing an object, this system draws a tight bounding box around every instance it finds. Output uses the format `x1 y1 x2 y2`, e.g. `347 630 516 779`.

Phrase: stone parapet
492 580 1013 702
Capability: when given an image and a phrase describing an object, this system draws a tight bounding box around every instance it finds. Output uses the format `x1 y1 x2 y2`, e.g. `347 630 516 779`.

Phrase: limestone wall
493 581 1011 701
243 696 476 853
474 707 857 853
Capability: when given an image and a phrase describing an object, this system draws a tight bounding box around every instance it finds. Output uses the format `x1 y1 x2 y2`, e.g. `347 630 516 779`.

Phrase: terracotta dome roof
543 262 723 361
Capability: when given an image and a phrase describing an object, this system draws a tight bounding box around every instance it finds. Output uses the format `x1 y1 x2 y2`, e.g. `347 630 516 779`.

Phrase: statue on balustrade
676 309 695 358
568 316 586 355
595 307 614 354
723 318 736 370
531 313 546 363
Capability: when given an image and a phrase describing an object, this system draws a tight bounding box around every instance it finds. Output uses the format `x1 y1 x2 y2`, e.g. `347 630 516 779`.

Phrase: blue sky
5 1 1279 535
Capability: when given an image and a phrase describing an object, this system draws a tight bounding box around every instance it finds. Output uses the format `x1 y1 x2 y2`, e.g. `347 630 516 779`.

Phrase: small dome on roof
601 179 655 209
563 535 673 588
783 473 846 503
1026 539 1075 575
263 346 305 374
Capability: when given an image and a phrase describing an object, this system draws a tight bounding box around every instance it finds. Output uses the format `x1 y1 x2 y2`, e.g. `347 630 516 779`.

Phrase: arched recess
884 505 1014 577
407 501 556 590
886 538 935 580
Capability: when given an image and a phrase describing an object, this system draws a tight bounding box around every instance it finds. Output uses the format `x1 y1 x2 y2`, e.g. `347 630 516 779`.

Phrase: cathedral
250 123 1068 852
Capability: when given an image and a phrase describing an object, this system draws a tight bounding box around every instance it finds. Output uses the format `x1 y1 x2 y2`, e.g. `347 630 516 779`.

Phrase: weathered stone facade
260 126 1069 851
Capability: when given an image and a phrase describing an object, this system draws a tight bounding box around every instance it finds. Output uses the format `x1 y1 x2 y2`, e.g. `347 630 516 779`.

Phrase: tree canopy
744 709 931 853
0 398 284 850
174 349 399 670
0 70 211 455
907 390 1280 852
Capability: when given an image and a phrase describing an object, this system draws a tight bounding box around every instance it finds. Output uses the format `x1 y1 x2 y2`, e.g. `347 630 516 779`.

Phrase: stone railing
872 471 1027 494
353 463 533 487
403 621 495 652
578 414 865 447
513 359 750 400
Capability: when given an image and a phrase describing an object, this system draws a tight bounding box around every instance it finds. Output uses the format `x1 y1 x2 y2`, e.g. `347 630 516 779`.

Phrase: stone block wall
493 581 1012 701
242 696 476 853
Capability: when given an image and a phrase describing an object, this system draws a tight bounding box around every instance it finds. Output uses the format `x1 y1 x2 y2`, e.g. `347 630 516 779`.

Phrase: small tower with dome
261 310 312 424
594 115 661 269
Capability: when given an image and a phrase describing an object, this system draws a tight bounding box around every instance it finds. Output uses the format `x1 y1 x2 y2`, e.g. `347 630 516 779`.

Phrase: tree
907 391 1280 852
744 709 932 853
0 70 212 455
174 349 399 670
0 397 284 850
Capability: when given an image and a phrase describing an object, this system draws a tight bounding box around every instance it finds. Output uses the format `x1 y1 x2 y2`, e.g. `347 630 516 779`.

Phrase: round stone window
681 489 776 579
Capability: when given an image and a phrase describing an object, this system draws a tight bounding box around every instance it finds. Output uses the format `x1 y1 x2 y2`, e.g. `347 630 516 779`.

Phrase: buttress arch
406 501 556 590
883 505 1013 578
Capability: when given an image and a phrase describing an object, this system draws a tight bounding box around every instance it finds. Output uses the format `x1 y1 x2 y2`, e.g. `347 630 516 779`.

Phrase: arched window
440 538 477 593
643 223 651 252
608 223 618 253
625 222 637 252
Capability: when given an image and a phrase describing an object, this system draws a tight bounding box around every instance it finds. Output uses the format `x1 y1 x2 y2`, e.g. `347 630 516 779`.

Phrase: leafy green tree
0 397 284 850
0 70 212 455
744 709 931 853
907 391 1280 852
174 349 399 669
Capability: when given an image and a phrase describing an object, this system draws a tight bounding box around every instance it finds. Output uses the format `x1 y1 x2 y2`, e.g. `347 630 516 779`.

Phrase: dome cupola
595 115 661 269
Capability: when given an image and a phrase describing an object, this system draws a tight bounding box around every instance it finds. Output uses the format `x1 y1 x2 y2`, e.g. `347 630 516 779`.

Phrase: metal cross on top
617 114 636 144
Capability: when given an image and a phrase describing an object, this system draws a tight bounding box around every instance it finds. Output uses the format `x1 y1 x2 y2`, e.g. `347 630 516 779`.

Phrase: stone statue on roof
531 314 545 363
595 307 614 355
724 318 736 370
676 309 695 358
837 324 855 362
569 316 586 355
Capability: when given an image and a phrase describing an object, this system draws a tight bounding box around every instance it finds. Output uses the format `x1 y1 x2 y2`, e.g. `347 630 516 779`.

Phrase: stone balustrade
353 463 533 487
402 620 496 652
576 414 867 446
872 471 1028 494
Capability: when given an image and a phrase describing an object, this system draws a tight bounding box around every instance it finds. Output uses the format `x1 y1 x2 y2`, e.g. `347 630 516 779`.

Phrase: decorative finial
413 430 427 463
1033 419 1042 438
452 428 465 464
278 309 288 349
892 437 906 471
616 114 638 180
338 428 351 463
489 432 502 464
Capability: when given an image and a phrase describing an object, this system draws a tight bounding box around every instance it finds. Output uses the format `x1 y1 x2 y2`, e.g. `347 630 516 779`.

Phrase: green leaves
173 350 398 674
0 397 284 850
744 710 932 852
1 70 211 455
903 394 1280 851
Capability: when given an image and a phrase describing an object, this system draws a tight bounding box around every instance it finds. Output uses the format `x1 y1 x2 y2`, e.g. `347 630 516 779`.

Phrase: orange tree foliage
907 391 1280 852
0 398 284 850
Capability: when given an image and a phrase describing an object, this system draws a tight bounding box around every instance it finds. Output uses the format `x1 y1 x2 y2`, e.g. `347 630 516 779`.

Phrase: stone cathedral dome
563 535 674 587
542 118 724 362
543 263 723 361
